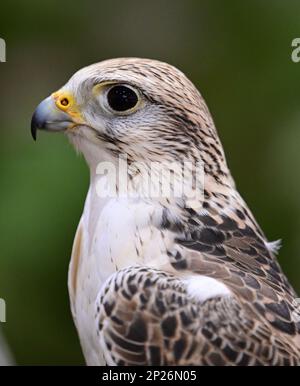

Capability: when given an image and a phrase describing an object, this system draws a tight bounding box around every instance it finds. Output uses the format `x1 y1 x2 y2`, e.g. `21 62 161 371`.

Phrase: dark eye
107 85 139 112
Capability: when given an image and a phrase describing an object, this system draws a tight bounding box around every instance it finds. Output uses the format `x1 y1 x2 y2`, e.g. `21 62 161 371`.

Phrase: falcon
31 58 300 365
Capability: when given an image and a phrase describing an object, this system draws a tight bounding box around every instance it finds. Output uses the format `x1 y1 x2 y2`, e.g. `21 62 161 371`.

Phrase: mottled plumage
31 58 300 365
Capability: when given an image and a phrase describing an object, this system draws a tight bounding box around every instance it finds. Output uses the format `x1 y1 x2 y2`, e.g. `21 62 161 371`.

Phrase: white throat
80 171 174 287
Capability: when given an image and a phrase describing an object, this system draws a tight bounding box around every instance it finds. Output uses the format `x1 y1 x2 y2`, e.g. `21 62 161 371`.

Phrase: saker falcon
31 58 300 365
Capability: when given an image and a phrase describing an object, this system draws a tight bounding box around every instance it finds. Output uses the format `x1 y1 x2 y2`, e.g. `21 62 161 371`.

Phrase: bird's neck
79 139 260 243
86 163 248 232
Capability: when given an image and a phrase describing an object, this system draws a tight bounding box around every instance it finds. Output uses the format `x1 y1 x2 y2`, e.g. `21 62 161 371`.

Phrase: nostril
60 97 70 107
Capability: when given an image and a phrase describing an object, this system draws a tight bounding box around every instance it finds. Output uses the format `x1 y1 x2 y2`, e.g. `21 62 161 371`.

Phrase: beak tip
31 116 38 141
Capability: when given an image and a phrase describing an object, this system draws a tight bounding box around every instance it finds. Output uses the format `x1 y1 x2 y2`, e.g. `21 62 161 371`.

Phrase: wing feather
96 266 300 365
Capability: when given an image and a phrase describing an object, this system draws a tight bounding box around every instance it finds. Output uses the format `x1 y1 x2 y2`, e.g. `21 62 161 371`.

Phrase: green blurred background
0 0 300 365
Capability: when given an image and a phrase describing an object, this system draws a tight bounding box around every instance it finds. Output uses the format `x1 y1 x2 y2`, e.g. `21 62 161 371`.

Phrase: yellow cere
52 91 84 122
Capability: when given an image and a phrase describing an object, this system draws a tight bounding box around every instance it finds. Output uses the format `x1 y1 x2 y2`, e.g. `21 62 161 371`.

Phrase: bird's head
31 58 230 182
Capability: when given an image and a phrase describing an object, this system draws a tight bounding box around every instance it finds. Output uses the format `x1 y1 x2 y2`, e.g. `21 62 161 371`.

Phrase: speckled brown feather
97 267 300 366
95 203 300 365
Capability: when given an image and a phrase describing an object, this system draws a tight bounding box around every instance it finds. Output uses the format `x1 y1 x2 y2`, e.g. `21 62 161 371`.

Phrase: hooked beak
31 96 75 141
